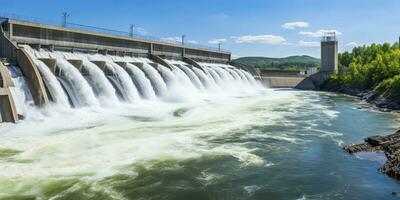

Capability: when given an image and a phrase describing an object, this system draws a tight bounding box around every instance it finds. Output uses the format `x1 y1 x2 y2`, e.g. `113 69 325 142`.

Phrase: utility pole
62 12 69 27
181 34 185 46
130 24 134 37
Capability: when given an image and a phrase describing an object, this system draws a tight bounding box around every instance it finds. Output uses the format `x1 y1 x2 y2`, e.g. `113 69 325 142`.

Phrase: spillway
11 47 263 112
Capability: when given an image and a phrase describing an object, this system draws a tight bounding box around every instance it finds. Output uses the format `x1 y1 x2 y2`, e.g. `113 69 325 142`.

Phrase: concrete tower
320 32 338 73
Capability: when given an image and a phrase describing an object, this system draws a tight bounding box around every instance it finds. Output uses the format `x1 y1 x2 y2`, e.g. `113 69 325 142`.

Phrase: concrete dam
0 18 263 123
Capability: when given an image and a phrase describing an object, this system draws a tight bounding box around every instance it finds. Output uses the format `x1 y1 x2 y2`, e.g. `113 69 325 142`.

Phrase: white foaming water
105 61 140 102
170 65 199 92
135 58 169 97
54 57 100 107
191 67 217 89
7 66 34 115
167 60 205 91
76 54 119 106
124 63 157 100
0 89 324 199
234 68 251 85
156 64 201 102
22 46 71 107
205 67 223 84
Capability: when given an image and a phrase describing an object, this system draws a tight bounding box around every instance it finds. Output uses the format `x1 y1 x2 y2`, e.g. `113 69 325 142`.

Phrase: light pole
62 12 69 27
130 24 134 37
218 42 221 51
181 34 185 46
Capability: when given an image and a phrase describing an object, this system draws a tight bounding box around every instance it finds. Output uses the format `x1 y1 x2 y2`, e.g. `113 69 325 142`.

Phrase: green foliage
233 55 320 70
337 42 400 94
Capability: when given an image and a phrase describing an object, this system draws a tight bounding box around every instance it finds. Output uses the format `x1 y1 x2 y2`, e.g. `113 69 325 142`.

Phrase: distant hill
233 55 320 70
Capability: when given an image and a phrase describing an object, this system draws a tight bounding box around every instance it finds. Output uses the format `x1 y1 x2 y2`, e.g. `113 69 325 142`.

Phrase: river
0 89 399 200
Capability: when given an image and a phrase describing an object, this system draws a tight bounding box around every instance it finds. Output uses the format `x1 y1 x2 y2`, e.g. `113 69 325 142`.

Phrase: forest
336 42 400 94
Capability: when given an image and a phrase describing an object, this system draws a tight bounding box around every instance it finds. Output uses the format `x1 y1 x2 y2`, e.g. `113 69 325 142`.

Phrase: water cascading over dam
8 45 263 117
0 18 264 122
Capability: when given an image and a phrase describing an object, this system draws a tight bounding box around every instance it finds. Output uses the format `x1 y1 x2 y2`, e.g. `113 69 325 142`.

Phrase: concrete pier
0 62 18 122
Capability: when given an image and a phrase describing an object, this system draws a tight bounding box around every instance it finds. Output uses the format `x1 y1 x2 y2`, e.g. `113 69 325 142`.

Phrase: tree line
336 42 400 94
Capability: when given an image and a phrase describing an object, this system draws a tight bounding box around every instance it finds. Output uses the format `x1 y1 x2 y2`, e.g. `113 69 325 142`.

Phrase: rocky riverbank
320 79 400 112
320 79 400 180
344 130 400 180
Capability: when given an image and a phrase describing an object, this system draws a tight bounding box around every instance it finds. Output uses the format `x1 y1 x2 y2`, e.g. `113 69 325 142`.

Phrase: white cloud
345 42 358 47
299 29 342 37
232 35 287 45
134 27 148 35
161 36 181 43
208 38 227 44
298 40 319 47
187 40 199 44
282 21 309 29
210 13 230 20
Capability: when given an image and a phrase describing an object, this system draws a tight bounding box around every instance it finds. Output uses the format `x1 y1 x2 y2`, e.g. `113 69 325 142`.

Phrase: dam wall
0 18 265 123
2 19 231 63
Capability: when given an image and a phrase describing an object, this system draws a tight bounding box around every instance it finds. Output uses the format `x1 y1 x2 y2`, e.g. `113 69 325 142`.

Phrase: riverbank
320 79 400 112
320 79 400 181
344 130 400 181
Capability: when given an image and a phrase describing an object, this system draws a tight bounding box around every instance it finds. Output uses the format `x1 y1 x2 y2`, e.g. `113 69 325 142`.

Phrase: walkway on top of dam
0 15 231 64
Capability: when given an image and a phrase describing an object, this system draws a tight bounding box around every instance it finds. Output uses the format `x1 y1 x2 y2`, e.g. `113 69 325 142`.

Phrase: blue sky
1 0 400 58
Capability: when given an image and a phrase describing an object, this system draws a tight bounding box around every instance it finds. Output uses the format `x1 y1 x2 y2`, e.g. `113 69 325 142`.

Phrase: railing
0 12 230 53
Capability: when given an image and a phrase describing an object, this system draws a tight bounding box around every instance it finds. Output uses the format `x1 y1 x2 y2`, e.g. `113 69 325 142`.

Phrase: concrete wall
261 76 305 88
0 62 18 122
5 19 231 63
321 40 338 73
17 47 49 105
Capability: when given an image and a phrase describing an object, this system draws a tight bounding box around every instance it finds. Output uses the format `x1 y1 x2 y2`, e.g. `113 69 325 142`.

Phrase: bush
337 42 400 93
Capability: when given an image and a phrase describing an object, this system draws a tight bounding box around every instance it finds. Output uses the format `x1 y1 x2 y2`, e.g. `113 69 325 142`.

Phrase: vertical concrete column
183 57 205 72
150 54 174 70
0 88 18 123
0 63 18 123
17 47 49 106
38 58 57 75
149 43 154 55
98 49 108 55
8 23 13 39
67 59 83 72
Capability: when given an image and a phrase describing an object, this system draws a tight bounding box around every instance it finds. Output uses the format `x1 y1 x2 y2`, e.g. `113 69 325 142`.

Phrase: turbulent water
1 46 400 199
0 90 400 200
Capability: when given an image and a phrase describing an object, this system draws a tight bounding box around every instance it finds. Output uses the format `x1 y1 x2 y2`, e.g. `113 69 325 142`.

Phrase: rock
344 130 400 181
319 79 400 111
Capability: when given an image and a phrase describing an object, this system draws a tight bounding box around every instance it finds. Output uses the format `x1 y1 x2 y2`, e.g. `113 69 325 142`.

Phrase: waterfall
241 69 259 86
55 58 100 107
157 64 200 101
205 67 222 84
34 60 71 107
233 68 251 85
7 65 34 115
16 45 264 118
21 45 70 107
170 66 199 92
226 68 241 81
135 58 168 97
80 58 119 105
191 67 216 89
175 64 205 91
105 61 141 102
125 63 157 100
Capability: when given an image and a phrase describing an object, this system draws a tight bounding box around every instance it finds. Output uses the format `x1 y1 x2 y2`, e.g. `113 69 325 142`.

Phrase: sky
1 0 400 58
